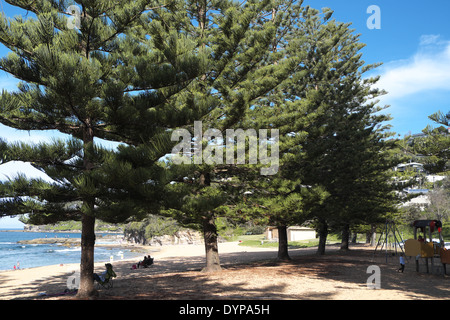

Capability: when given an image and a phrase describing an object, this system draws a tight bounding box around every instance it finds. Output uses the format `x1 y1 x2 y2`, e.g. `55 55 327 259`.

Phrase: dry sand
0 242 449 300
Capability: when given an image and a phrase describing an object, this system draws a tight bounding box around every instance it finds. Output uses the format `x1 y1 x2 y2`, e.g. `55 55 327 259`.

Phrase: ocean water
0 229 142 271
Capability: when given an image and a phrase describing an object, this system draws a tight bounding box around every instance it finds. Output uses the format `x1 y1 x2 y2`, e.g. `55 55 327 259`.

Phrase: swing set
373 219 450 275
373 220 405 263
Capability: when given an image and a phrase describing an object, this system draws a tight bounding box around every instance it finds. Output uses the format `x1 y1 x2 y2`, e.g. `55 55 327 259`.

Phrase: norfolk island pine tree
149 0 311 272
231 5 328 261
284 12 402 255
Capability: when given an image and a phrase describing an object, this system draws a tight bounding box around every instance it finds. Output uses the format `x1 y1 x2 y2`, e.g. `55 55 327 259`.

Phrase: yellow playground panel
404 220 448 274
404 239 434 258
441 248 450 265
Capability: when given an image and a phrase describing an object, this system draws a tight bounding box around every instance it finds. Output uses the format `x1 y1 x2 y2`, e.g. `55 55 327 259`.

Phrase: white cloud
0 123 72 145
0 216 24 229
419 34 441 46
5 132 57 145
375 35 450 101
0 161 54 183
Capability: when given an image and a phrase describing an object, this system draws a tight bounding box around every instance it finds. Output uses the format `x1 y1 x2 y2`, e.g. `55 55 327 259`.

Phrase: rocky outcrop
18 238 81 246
148 230 204 246
22 223 123 233
23 225 45 232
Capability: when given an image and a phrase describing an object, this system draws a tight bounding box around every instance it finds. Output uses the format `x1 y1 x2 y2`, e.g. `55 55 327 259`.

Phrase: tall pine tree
236 4 328 260
160 0 306 271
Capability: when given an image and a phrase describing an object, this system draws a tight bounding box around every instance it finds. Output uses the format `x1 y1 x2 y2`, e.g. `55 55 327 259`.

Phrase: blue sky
303 0 450 136
1 1 450 228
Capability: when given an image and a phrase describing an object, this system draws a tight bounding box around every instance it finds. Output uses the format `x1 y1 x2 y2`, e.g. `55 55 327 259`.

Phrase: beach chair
94 263 117 289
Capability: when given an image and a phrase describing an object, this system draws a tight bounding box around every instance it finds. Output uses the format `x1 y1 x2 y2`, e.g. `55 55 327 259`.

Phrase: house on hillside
265 226 316 242
394 162 425 173
426 175 446 184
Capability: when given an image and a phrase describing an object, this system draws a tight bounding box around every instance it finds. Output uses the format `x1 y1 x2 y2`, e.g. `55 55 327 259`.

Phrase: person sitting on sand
144 255 154 267
137 255 154 268
93 263 116 283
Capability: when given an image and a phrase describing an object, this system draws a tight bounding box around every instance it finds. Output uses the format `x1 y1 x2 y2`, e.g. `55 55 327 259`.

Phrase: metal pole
385 221 388 263
392 223 405 255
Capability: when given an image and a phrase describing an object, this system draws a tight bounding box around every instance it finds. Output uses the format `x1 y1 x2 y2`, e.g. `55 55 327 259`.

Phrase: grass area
232 224 450 251
235 234 341 249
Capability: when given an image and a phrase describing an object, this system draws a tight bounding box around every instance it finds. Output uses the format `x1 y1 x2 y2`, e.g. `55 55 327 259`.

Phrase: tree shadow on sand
100 248 450 300
6 246 450 300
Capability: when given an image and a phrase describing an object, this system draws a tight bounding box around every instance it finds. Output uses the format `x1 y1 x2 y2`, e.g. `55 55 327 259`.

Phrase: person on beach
144 255 154 267
398 253 405 273
137 255 154 268
93 263 116 283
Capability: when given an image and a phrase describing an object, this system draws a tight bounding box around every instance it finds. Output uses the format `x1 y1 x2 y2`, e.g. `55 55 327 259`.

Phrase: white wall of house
426 175 446 183
288 228 316 241
265 226 316 241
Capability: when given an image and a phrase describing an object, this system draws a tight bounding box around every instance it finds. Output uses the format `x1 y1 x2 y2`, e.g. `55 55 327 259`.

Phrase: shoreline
0 241 191 273
0 241 278 299
0 241 152 273
0 241 161 299
0 230 137 272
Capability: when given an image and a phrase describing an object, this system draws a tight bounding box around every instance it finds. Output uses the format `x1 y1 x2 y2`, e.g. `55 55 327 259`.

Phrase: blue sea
0 229 142 271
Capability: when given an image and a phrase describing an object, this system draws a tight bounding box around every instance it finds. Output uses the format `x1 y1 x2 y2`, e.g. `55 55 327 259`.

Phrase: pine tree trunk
199 172 221 272
340 223 350 250
368 224 377 246
195 0 218 275
197 0 206 32
77 122 97 298
77 212 96 298
317 219 328 255
202 213 221 272
351 233 357 243
277 225 291 260
366 231 371 244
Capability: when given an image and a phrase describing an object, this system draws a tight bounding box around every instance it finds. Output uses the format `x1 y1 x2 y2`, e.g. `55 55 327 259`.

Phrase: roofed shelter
265 226 316 242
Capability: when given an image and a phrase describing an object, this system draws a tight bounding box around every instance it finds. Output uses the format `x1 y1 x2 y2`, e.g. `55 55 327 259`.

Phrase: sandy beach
0 241 449 300
0 241 278 300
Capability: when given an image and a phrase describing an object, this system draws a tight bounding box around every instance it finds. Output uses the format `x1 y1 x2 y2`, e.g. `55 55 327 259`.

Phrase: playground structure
404 220 450 275
373 220 405 263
